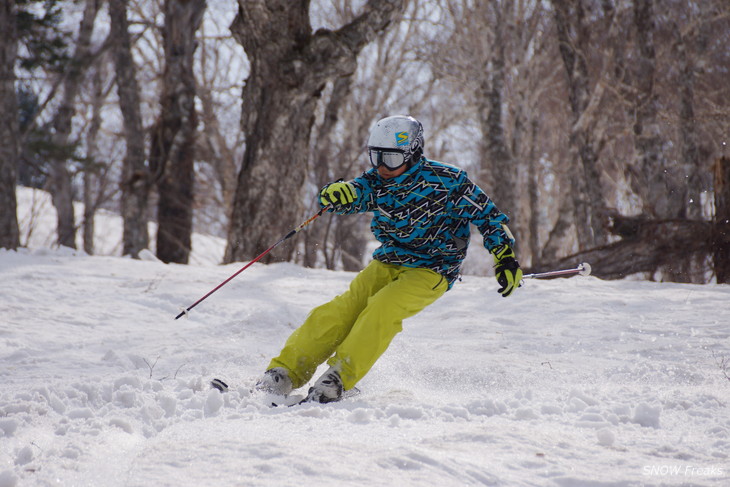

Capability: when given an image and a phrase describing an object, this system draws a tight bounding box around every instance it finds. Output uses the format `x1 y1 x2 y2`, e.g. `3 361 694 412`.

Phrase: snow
2 188 730 486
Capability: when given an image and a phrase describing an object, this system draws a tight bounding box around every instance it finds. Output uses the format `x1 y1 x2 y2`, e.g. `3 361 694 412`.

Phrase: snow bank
1 247 728 486
15 187 224 266
1 188 729 485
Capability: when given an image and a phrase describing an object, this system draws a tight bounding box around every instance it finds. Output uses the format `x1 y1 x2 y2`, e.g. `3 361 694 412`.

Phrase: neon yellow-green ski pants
268 260 448 391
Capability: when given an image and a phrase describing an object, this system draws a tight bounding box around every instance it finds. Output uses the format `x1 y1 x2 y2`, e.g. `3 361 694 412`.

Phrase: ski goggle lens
369 148 406 170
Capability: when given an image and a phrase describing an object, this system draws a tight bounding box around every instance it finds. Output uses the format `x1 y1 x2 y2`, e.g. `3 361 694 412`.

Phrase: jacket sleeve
327 170 377 215
453 173 514 251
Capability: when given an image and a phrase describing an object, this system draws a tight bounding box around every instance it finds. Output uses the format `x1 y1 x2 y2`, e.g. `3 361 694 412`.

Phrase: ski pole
175 205 332 320
523 262 592 279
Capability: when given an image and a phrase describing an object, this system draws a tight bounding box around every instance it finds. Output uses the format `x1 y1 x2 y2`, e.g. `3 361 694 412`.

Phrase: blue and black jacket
331 158 514 289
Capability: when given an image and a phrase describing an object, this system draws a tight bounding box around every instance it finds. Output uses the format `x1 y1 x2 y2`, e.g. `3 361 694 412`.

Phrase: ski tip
210 378 229 393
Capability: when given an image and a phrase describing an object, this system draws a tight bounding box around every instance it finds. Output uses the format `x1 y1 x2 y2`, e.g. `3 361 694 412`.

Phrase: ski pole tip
578 262 592 276
174 308 190 320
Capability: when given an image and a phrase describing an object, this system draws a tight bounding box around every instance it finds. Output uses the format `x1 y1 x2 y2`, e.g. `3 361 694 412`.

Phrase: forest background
0 0 729 283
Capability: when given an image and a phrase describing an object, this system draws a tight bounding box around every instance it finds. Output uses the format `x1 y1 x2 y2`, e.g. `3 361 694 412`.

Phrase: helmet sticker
395 131 409 146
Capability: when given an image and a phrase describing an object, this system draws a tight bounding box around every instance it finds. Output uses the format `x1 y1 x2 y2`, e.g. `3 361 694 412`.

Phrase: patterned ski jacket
333 158 514 289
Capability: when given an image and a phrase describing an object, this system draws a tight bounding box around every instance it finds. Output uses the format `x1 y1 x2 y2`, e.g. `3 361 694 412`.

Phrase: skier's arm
454 175 514 251
318 172 375 214
455 175 522 297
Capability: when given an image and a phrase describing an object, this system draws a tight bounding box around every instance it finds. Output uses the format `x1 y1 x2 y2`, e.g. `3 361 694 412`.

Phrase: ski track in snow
1 189 729 486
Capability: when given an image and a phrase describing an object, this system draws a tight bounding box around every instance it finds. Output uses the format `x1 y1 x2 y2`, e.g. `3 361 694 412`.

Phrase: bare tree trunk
677 16 711 284
541 169 575 263
83 63 105 255
198 87 238 216
151 0 206 264
304 75 353 269
0 0 20 250
714 157 730 283
303 75 370 272
47 154 75 248
46 0 100 249
109 0 150 257
477 3 516 222
526 119 540 266
676 28 703 221
224 0 404 264
197 79 238 228
631 0 680 280
552 0 608 247
627 0 684 223
82 170 95 254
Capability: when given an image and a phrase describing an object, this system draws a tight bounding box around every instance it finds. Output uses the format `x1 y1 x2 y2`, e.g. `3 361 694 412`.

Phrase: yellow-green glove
492 245 523 297
319 180 357 208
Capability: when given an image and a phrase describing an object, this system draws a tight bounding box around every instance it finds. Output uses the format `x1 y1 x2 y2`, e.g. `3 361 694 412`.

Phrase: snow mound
1 187 729 485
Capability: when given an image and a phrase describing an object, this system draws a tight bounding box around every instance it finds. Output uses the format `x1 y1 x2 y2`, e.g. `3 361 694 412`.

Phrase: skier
256 115 522 403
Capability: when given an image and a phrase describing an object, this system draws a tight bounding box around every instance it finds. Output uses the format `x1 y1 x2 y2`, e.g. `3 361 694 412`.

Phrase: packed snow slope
1 191 729 486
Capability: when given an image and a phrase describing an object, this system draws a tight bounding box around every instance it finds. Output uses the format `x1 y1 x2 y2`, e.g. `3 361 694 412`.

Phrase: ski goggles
368 147 407 170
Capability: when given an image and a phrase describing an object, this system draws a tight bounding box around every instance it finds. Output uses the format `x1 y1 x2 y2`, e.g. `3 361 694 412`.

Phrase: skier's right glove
492 245 522 297
319 180 357 208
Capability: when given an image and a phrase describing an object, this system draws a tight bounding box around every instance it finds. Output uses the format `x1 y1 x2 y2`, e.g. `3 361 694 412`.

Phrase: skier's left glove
492 245 522 297
319 180 357 208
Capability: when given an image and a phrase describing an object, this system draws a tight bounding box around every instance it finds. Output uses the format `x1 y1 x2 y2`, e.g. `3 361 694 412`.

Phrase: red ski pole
175 205 332 319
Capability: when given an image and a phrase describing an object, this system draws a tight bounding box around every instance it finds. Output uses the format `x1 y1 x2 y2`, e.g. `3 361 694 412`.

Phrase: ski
209 378 360 407
210 378 228 392
285 387 361 407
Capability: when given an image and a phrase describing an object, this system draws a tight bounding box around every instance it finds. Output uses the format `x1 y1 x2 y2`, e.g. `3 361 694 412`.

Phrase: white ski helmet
367 115 424 170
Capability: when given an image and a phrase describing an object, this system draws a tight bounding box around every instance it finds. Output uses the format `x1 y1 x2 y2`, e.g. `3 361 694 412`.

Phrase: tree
7 0 73 249
82 62 105 255
714 157 730 283
224 0 405 264
0 0 20 251
109 0 150 257
476 2 516 225
551 0 610 248
47 0 101 249
627 0 678 219
150 0 206 264
195 10 245 237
